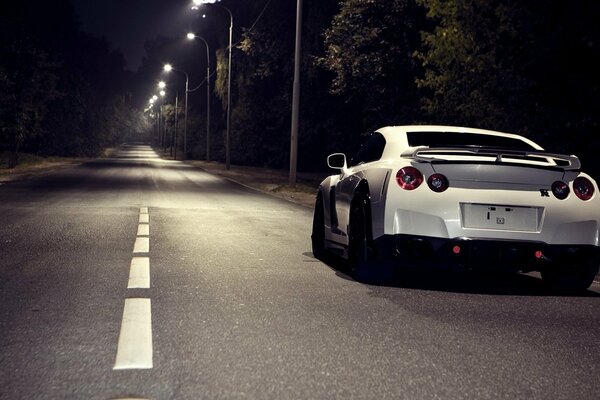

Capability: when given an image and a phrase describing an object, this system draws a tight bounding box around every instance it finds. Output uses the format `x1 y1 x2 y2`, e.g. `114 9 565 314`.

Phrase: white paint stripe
114 298 153 370
128 257 150 289
137 224 149 236
140 207 148 214
112 398 149 400
133 237 149 253
139 214 149 223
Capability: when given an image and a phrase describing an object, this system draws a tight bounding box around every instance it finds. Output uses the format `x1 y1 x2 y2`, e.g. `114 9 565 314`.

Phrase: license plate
461 203 542 232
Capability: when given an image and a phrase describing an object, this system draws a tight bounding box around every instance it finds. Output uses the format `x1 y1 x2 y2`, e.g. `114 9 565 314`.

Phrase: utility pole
289 0 302 187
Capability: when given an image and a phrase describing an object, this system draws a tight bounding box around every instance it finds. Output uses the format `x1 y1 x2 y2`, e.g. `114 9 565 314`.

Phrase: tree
0 30 60 167
1 1 133 163
228 1 297 167
415 0 600 168
319 0 425 136
415 1 538 132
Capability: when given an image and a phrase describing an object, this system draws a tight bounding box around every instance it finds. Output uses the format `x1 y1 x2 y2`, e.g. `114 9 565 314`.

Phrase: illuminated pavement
0 145 599 399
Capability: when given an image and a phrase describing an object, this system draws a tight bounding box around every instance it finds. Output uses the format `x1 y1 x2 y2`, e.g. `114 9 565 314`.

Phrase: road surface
1 145 599 399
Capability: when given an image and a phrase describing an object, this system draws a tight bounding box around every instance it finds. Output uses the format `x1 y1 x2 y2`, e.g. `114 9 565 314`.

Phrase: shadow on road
304 251 600 298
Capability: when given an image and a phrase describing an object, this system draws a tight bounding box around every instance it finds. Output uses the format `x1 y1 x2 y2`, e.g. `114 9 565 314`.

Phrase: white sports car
312 125 600 291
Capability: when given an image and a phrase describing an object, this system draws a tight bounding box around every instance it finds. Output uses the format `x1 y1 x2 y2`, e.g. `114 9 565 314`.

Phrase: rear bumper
374 234 600 272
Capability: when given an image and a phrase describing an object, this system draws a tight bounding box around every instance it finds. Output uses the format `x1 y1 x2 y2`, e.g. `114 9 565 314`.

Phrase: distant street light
158 82 179 159
164 63 189 159
187 33 212 161
148 97 159 144
192 0 233 170
159 91 167 149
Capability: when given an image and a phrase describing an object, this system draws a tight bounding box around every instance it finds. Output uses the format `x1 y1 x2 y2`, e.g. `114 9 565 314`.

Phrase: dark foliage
2 0 598 178
0 0 148 166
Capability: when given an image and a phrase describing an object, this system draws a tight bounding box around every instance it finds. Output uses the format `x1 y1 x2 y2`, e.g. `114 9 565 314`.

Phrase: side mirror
327 153 347 170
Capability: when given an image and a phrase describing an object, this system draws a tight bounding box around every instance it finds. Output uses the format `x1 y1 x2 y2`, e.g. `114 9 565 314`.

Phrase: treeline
0 1 147 167
142 0 598 175
3 1 596 175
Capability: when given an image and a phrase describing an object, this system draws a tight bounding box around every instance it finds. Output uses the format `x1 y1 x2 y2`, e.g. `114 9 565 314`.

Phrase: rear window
407 131 536 150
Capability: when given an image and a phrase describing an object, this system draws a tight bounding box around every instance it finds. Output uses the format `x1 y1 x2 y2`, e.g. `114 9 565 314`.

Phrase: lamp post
164 63 189 160
149 96 159 145
187 33 211 161
159 90 167 150
159 81 179 159
289 0 303 187
192 0 233 170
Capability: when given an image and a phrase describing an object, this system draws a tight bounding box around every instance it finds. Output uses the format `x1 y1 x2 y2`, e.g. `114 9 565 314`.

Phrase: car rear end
376 147 600 280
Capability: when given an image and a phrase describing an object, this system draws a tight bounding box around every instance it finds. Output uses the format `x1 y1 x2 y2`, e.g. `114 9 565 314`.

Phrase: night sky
72 0 192 71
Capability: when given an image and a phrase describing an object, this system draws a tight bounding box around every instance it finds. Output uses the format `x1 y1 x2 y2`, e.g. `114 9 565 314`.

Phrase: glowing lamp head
192 0 220 5
163 64 173 72
187 33 196 40
158 81 166 89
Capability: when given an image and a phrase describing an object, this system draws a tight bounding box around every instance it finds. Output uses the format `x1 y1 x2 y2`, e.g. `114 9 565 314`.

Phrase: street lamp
159 90 167 149
151 94 164 147
187 32 212 161
158 81 179 159
164 63 190 159
192 0 233 170
289 0 303 187
149 96 160 144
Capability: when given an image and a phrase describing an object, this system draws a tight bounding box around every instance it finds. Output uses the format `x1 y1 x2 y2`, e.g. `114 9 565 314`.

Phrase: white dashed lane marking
114 207 153 371
137 224 149 236
128 257 150 289
113 298 153 370
133 237 149 253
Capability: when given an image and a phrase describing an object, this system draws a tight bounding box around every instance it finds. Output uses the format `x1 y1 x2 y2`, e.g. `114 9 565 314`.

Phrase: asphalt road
1 144 599 400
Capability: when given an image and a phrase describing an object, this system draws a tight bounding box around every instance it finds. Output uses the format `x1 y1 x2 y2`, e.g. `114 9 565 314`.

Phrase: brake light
573 177 594 201
427 173 449 193
551 181 569 200
396 167 423 190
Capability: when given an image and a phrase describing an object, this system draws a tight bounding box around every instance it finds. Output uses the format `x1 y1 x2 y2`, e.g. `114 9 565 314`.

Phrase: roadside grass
188 160 325 208
0 151 86 179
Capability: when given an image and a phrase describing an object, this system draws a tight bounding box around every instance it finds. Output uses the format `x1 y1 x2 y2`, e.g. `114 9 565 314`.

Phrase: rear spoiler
401 147 581 171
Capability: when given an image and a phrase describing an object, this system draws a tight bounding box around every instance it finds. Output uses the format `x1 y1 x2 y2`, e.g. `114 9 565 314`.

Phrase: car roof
375 125 544 154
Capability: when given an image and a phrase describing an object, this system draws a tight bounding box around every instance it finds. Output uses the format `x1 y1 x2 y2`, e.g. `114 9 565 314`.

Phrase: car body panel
316 125 600 267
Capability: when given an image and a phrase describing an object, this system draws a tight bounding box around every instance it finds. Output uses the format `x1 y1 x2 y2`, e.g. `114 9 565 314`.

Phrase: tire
311 194 327 260
541 263 599 293
348 198 375 282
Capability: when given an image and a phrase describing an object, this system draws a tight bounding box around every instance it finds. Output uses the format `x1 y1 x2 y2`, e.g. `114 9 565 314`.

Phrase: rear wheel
311 194 327 260
541 263 599 293
348 199 375 281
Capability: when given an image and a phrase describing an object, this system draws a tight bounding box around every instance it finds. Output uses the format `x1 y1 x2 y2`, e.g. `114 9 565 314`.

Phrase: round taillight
396 167 423 190
573 177 594 201
551 181 570 200
427 173 449 193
